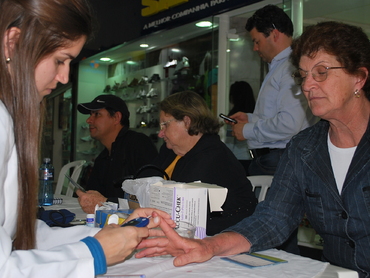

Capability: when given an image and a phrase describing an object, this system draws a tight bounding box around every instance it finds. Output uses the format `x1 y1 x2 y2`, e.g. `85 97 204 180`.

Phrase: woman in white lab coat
0 0 173 276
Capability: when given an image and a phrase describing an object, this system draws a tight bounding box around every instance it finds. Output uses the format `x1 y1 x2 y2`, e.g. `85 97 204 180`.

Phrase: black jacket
149 134 258 235
87 126 158 202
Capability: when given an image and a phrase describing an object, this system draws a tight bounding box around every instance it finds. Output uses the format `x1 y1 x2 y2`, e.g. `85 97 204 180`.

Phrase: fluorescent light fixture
171 48 180 52
126 61 136 65
196 21 212 28
140 43 149 48
100 57 112 62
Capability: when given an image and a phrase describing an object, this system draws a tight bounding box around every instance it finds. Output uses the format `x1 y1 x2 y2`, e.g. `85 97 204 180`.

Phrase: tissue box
149 182 227 239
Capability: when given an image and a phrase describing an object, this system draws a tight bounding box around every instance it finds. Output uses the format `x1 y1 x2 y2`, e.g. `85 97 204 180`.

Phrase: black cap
77 95 130 120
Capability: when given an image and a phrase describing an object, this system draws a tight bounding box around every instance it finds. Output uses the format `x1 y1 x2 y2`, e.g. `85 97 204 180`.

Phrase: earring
6 57 11 64
354 89 361 98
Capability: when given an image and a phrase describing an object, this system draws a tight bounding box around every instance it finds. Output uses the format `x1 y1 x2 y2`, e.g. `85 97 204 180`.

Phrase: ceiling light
99 57 111 62
196 21 212 28
140 43 149 48
171 48 180 52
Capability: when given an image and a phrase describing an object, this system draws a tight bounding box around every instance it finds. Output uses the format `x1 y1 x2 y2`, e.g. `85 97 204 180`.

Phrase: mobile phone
219 113 237 123
65 174 86 193
121 217 150 227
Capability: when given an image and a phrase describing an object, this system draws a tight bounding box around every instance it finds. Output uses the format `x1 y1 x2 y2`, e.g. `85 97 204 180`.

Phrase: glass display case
41 87 76 181
75 16 219 161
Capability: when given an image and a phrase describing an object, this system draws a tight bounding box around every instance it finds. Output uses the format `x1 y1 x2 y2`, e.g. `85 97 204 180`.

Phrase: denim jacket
227 119 370 277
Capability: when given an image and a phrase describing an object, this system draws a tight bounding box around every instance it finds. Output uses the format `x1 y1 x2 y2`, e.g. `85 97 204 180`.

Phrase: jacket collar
302 119 370 197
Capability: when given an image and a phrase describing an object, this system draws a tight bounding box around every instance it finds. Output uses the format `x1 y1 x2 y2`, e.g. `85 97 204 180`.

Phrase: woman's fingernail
154 216 159 224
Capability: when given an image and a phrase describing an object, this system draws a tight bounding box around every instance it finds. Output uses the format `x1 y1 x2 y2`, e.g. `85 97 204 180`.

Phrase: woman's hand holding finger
94 224 149 265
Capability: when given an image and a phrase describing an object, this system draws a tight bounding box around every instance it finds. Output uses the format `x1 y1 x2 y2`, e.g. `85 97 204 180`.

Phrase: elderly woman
136 22 370 277
150 91 258 235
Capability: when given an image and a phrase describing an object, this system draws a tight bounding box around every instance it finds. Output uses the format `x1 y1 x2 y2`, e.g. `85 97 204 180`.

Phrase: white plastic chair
248 175 273 202
55 160 86 197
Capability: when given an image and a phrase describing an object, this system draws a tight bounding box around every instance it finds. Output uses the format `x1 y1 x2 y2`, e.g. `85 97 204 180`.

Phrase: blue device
121 217 150 227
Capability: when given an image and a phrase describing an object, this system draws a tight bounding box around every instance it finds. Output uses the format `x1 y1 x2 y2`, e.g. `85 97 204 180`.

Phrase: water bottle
38 158 54 206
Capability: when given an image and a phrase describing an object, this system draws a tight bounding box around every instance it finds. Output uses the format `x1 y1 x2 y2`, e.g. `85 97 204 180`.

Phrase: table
102 249 358 278
51 196 358 278
51 194 86 220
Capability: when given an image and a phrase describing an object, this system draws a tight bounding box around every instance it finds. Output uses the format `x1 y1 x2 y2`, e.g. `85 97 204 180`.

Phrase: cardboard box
149 182 227 239
123 192 140 209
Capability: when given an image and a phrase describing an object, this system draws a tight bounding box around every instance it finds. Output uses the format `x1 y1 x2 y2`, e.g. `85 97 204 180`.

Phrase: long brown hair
0 0 93 250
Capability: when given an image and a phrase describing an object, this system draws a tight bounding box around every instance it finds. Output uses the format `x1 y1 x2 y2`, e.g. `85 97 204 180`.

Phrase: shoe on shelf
136 89 146 99
182 56 190 68
146 88 158 98
174 56 190 75
103 85 111 93
129 78 139 87
111 81 120 91
119 80 128 89
149 73 161 83
147 118 159 128
142 105 150 113
136 106 142 114
138 76 149 85
164 59 177 69
148 103 158 113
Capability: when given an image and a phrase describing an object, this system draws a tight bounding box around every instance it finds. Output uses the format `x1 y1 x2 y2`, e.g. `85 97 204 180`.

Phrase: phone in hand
65 174 86 193
121 217 150 227
219 113 237 123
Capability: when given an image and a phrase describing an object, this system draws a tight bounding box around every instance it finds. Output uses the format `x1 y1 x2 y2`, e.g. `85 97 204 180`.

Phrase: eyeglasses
292 65 346 85
159 119 175 130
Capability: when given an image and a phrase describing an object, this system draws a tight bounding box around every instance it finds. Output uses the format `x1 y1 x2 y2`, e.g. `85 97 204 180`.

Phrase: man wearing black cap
76 94 158 213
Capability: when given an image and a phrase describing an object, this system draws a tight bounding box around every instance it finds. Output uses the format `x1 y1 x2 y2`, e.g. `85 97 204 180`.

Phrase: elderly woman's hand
76 190 107 214
135 215 215 267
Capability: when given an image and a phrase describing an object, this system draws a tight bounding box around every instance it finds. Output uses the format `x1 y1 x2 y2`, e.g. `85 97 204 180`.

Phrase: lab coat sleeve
35 219 99 249
0 222 99 277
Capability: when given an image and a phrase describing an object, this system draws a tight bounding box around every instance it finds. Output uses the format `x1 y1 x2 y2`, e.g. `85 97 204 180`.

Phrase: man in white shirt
230 5 317 176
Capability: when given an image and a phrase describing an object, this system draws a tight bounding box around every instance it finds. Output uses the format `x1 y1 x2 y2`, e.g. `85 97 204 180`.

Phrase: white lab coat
0 101 100 277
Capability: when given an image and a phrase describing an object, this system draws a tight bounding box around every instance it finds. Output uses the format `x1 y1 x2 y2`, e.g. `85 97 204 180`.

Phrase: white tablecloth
101 249 358 278
46 196 358 278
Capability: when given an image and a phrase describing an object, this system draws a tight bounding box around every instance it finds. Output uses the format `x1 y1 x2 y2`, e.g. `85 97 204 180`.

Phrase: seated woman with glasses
136 22 370 277
149 91 258 236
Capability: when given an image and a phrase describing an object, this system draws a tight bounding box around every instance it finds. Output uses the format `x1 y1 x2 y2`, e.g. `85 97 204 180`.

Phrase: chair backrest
248 175 273 202
55 160 86 197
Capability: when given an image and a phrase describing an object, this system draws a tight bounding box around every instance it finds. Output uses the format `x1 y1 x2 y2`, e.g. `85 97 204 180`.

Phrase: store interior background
42 0 370 182
39 0 369 259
